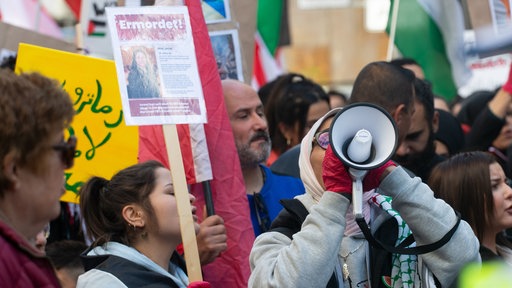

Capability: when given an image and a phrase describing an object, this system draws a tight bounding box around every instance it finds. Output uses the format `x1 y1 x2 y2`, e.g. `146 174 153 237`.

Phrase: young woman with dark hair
259 73 330 166
78 160 201 287
429 151 512 265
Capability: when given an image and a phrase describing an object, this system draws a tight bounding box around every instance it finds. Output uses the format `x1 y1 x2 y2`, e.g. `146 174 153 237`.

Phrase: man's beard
393 129 436 174
237 131 271 169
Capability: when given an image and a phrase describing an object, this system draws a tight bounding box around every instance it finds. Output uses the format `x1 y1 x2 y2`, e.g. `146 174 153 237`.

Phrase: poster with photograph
106 5 207 125
209 29 243 81
202 0 230 24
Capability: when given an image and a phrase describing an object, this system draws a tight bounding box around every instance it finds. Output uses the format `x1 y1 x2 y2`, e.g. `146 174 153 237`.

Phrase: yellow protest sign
16 43 139 203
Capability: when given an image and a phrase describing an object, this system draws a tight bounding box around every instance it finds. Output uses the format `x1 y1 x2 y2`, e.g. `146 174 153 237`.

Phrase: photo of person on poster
126 47 161 99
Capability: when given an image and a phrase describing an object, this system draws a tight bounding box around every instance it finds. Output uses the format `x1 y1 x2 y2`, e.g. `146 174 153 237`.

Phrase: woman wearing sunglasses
429 151 512 266
0 69 75 287
249 107 480 288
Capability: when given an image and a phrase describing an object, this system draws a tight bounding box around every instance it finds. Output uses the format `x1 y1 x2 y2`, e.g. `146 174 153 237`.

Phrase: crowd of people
2 32 512 287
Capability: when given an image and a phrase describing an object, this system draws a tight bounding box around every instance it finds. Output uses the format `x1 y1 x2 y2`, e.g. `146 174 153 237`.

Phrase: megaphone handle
348 168 368 218
352 178 363 218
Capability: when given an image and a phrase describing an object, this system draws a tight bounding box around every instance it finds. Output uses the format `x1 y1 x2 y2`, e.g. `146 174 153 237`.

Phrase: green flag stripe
387 0 457 100
257 0 283 56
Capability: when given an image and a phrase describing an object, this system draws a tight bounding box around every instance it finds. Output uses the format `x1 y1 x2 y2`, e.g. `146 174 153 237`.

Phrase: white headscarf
298 107 375 236
299 108 342 202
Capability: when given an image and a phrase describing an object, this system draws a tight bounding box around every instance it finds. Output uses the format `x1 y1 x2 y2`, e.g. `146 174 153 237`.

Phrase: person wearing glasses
221 79 305 236
0 69 75 287
429 151 512 266
77 160 203 287
249 62 480 288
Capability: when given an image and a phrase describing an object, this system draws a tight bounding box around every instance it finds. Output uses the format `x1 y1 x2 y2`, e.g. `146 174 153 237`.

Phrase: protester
194 211 227 265
429 151 512 266
46 240 88 288
456 64 512 176
269 60 418 179
450 94 465 117
222 79 305 236
77 160 201 287
390 57 425 80
249 62 480 287
434 96 450 112
258 73 330 166
269 144 301 178
348 61 416 146
393 78 446 182
126 48 161 99
0 69 75 287
434 109 465 157
249 108 479 287
327 89 348 108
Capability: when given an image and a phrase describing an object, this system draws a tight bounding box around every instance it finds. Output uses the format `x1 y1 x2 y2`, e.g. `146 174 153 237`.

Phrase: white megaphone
329 103 398 218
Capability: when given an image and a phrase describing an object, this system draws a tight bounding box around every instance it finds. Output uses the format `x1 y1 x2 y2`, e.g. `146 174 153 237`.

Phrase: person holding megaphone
248 62 480 288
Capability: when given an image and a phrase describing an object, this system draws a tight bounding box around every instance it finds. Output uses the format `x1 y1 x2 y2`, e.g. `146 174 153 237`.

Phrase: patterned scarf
372 194 417 288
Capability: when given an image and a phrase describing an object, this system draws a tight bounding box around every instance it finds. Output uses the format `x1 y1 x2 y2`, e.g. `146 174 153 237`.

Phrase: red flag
138 0 254 286
65 0 82 20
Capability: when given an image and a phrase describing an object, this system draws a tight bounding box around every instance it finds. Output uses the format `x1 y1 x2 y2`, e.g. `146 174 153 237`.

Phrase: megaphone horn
329 103 398 218
343 129 375 164
329 103 398 170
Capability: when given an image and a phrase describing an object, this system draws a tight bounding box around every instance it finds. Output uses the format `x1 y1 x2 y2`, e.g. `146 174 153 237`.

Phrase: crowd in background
1 44 512 287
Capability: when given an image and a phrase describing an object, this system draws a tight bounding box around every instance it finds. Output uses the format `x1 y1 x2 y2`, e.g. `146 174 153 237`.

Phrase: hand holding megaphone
325 103 399 218
322 144 395 213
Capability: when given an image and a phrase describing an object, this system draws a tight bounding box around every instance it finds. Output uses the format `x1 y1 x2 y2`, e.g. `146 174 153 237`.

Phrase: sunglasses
313 129 330 150
52 135 77 169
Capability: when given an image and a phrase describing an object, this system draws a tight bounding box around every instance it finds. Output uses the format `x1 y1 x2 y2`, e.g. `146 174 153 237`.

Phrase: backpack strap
269 199 309 239
269 199 339 288
356 211 462 255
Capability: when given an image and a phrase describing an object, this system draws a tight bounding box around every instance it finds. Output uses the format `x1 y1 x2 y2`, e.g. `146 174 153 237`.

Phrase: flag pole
386 0 401 61
202 181 215 216
163 124 203 282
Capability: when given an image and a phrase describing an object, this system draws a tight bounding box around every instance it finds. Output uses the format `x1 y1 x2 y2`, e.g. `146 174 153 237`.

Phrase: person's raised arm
488 63 512 117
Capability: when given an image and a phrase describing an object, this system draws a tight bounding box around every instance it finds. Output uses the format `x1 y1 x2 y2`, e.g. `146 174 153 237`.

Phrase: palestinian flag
387 0 471 101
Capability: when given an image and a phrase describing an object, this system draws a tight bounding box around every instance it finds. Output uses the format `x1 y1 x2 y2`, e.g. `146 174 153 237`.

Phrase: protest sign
16 43 139 203
106 5 207 126
106 5 209 281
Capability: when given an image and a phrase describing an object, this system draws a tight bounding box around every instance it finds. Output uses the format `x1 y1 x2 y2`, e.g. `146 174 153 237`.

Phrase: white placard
106 5 207 125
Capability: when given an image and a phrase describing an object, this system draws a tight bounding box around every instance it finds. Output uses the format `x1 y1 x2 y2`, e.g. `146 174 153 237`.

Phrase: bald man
222 79 305 236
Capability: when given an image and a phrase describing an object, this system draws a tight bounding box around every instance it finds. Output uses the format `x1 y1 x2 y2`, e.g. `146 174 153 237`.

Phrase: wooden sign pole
162 124 202 281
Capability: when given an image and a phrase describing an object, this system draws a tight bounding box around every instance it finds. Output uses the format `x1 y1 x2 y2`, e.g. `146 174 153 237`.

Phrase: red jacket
0 220 60 287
